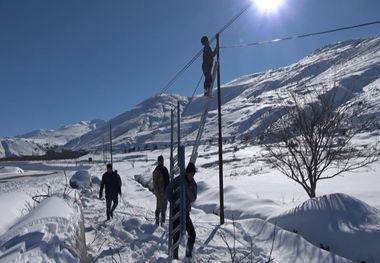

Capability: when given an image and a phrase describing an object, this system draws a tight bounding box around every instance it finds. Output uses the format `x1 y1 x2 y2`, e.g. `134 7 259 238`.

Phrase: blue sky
1 0 380 136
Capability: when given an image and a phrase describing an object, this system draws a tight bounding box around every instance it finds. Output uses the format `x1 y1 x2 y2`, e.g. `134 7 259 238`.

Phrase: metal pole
168 109 174 258
177 101 187 236
170 109 174 180
102 138 105 164
179 145 186 235
110 123 113 165
216 33 225 225
177 101 181 150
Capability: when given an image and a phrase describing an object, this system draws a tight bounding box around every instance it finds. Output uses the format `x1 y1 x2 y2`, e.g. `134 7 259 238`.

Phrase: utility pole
109 123 113 165
170 109 174 180
168 108 174 258
102 138 105 164
177 101 181 151
216 33 225 225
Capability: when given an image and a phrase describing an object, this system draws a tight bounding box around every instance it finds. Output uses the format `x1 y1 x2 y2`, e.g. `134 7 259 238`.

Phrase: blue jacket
166 176 197 212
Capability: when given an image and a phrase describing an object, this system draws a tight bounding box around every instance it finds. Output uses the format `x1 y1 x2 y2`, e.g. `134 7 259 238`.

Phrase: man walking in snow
201 35 217 96
153 155 170 226
99 163 122 220
167 162 198 259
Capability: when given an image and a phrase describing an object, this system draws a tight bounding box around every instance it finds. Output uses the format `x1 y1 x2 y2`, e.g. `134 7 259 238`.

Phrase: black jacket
99 171 122 199
166 176 197 212
203 45 215 66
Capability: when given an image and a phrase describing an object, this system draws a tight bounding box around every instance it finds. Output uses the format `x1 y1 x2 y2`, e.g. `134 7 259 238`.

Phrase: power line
221 20 380 49
182 74 203 116
160 2 253 94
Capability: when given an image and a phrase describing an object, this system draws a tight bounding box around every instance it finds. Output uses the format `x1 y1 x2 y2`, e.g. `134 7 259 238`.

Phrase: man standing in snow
167 162 197 259
201 36 217 96
99 163 122 220
153 155 170 226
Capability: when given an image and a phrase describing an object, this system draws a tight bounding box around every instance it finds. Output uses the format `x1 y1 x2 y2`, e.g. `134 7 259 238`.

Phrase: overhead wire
182 74 204 116
221 20 380 49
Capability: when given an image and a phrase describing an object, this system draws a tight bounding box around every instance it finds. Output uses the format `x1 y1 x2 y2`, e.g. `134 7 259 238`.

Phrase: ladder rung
172 240 180 248
172 213 180 221
173 225 181 233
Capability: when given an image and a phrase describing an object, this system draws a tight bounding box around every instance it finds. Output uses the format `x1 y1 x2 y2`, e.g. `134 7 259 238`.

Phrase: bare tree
260 85 378 198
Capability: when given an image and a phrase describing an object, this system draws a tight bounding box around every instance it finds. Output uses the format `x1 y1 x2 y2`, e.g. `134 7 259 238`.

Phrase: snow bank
195 181 284 220
0 196 87 263
238 218 352 263
0 192 30 236
70 170 92 190
269 193 380 262
0 166 24 174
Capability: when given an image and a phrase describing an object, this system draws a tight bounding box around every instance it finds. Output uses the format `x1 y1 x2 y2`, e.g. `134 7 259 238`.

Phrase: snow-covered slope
65 93 188 151
18 119 106 146
67 37 380 152
0 138 46 158
0 119 105 158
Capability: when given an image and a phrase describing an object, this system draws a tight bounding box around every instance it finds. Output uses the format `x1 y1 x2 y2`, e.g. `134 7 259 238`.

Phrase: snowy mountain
17 119 106 145
64 94 188 151
0 119 105 158
67 36 380 152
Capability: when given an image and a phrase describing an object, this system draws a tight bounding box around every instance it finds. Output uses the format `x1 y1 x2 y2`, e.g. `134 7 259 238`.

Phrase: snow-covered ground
0 141 379 262
0 167 87 263
0 195 85 263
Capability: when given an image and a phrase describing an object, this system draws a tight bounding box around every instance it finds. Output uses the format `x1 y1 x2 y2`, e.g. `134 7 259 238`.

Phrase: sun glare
253 0 284 13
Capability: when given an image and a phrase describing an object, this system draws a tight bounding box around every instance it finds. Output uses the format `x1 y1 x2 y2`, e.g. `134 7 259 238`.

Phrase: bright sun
253 0 284 12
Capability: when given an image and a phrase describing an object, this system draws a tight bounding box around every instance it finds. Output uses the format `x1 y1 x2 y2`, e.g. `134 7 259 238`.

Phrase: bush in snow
260 86 379 198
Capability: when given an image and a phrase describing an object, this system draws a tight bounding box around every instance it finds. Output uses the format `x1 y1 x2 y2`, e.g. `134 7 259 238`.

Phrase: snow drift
269 193 380 262
70 170 92 190
0 196 87 263
0 192 30 236
0 167 24 174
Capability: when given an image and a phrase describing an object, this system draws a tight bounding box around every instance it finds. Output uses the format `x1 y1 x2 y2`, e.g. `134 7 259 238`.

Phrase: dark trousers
106 196 118 220
202 63 213 91
173 212 196 258
155 194 168 225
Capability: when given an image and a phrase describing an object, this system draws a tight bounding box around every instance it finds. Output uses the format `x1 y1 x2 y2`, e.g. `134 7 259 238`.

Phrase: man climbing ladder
201 36 218 96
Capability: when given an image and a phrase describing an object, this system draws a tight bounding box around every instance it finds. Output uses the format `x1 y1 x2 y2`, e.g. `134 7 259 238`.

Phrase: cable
221 20 380 49
182 74 204 116
160 2 253 94
215 2 253 37
161 49 203 94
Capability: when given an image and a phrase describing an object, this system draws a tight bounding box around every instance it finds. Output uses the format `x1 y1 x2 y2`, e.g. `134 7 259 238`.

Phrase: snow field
0 196 86 263
0 139 379 262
